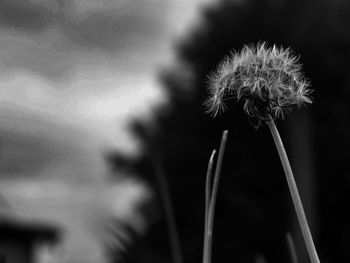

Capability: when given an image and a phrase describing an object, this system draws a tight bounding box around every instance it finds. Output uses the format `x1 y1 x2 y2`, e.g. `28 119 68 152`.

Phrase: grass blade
206 130 228 263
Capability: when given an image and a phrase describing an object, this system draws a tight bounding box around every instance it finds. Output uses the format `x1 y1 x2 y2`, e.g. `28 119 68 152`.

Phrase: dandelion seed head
206 42 312 125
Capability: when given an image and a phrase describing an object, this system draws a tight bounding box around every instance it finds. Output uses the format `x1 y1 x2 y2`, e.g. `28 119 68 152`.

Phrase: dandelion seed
206 42 312 126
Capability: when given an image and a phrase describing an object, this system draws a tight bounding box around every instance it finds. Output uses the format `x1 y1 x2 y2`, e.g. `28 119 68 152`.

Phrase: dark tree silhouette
118 0 350 262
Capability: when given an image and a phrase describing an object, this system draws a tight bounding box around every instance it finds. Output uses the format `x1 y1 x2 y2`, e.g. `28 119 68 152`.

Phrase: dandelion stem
266 116 319 263
206 130 228 263
203 150 216 263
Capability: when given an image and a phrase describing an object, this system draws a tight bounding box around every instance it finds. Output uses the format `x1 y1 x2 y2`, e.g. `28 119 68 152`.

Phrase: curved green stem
203 150 216 263
203 130 228 263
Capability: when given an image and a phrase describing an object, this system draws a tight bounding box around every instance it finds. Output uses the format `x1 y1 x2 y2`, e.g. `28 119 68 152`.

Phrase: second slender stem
206 130 228 263
203 150 216 263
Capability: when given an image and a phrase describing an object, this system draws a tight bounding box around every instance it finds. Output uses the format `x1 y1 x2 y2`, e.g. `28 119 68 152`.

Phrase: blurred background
1 0 350 263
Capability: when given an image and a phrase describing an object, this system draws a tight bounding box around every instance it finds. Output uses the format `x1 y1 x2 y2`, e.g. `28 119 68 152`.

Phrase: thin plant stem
203 150 216 263
266 116 320 263
286 232 299 263
153 156 183 263
206 130 228 263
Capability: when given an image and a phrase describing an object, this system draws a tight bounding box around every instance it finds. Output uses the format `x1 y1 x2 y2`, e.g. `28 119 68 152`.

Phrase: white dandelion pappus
206 42 312 125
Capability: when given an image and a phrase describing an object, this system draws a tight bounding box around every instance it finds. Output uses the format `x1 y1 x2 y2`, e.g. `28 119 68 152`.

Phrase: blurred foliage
117 0 350 262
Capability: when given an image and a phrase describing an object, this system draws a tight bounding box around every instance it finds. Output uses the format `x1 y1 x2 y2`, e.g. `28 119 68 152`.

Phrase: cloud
0 0 167 49
0 0 62 31
0 0 168 81
64 7 164 51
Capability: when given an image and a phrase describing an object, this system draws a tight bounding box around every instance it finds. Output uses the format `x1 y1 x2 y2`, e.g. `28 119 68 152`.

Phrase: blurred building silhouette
0 219 58 263
0 105 150 263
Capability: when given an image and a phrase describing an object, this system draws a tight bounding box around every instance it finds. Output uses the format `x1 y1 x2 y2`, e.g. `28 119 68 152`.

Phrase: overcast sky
0 1 212 262
0 0 210 154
